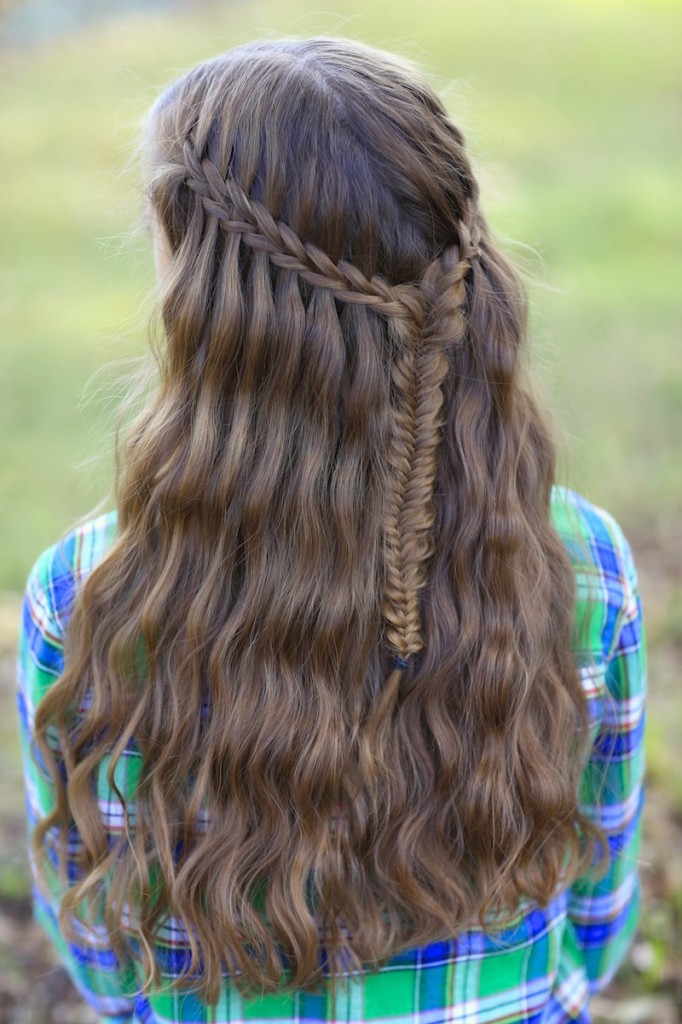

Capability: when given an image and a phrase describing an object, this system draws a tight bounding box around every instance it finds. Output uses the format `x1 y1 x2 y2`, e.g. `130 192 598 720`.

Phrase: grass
1 3 681 1011
0 0 680 591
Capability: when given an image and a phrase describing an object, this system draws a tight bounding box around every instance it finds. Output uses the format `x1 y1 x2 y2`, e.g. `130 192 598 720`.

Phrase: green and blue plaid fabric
16 486 646 1023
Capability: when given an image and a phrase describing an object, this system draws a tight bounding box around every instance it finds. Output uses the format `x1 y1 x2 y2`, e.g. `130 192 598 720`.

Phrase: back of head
34 37 602 1005
149 38 479 282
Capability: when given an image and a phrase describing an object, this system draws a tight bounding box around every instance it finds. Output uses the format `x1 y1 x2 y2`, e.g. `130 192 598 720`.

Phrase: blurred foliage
1 0 680 590
0 4 681 1018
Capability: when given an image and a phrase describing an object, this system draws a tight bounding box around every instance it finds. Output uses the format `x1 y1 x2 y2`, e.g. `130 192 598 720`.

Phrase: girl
17 37 646 1024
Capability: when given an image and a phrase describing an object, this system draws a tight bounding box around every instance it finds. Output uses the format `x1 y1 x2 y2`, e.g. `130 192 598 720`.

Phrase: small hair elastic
393 655 410 670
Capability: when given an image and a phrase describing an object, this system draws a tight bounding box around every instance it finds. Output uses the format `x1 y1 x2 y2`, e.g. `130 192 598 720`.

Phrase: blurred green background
1 0 680 591
0 0 681 1019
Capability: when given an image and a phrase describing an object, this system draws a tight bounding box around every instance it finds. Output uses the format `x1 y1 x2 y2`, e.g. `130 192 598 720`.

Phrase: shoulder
23 510 119 642
550 486 632 569
550 486 639 663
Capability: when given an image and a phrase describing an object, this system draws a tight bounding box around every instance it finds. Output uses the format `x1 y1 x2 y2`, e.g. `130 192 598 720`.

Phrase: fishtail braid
182 142 480 669
381 229 480 669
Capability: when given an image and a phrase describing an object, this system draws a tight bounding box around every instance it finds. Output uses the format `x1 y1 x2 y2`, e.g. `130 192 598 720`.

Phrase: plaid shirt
16 486 646 1024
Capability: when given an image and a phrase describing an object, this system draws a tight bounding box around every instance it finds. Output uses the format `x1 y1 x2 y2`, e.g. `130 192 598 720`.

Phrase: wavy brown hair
33 37 605 1004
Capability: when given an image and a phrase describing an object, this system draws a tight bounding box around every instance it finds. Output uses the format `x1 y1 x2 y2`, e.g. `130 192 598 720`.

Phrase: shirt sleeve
566 513 647 995
16 542 139 1021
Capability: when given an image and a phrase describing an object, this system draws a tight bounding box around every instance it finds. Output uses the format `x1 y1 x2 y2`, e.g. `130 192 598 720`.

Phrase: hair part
33 37 605 1005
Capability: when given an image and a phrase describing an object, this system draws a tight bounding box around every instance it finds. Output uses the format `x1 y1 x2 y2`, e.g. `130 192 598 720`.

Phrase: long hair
33 38 604 1003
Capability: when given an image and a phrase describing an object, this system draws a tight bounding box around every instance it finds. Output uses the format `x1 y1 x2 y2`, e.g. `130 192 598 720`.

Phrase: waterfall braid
32 38 605 1004
182 143 479 664
182 142 425 321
